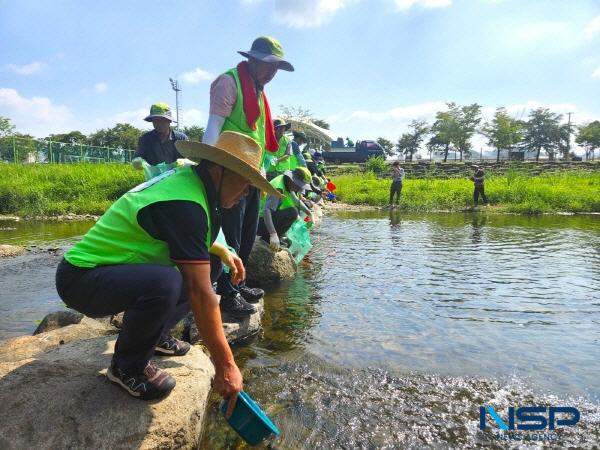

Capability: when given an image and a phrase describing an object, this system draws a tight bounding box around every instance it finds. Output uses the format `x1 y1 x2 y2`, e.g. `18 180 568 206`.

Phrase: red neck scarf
236 61 278 153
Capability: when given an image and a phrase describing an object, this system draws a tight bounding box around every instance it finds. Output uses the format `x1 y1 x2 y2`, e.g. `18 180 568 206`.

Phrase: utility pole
566 112 573 161
169 78 182 130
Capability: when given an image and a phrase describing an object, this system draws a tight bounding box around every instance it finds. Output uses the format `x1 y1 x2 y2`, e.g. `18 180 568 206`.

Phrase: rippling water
1 213 599 448
201 211 600 449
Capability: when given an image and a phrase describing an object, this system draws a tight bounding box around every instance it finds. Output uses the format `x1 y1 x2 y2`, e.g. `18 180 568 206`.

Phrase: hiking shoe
107 360 176 400
220 293 257 318
155 334 191 356
238 285 264 303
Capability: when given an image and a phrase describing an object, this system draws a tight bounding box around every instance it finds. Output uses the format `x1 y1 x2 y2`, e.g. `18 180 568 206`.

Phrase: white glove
269 233 280 251
309 212 315 224
131 157 144 170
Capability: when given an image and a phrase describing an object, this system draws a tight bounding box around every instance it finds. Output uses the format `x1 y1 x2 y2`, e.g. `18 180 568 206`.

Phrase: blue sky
1 0 600 152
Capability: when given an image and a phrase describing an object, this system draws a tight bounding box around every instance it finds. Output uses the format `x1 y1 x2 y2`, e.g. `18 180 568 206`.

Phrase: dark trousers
216 185 260 296
257 207 299 241
474 185 488 204
389 180 403 204
55 258 222 374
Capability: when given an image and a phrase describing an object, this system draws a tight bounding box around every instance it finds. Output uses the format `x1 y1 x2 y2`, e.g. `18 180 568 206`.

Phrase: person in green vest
202 36 294 314
257 167 314 251
265 118 292 180
290 129 307 170
55 131 281 407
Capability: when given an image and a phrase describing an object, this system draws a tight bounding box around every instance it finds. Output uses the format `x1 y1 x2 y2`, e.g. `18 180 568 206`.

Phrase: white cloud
329 101 446 124
94 82 108 94
271 0 349 28
0 88 71 137
181 68 214 84
7 61 46 75
584 15 600 39
393 0 451 11
592 67 600 79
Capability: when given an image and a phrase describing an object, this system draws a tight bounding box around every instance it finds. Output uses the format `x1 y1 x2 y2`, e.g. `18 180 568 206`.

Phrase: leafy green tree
0 116 16 138
182 126 204 142
88 123 141 149
576 120 600 160
46 131 88 144
376 137 395 156
522 108 563 161
429 110 456 162
482 108 524 162
311 118 330 130
396 120 429 162
447 103 482 161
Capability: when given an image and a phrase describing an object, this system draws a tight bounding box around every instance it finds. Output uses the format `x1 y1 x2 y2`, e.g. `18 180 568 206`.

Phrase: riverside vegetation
335 165 600 214
0 163 598 216
0 163 143 216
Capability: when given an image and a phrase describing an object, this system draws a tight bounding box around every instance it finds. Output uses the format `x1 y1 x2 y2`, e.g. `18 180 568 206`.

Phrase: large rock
185 298 265 345
246 238 296 286
0 244 25 258
0 318 116 364
33 310 84 335
0 336 214 450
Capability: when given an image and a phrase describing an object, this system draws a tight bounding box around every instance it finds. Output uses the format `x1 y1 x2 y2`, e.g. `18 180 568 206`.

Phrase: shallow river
1 212 599 448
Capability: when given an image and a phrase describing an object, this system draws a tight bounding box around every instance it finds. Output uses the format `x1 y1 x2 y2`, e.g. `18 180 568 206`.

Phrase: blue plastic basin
220 391 280 446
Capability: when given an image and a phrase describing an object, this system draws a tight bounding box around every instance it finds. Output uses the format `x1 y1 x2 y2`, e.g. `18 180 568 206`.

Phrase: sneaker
155 334 191 356
107 360 176 400
220 292 257 318
238 285 264 303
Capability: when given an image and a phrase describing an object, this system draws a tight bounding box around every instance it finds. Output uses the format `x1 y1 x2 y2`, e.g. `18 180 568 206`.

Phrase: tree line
0 116 205 161
375 104 600 162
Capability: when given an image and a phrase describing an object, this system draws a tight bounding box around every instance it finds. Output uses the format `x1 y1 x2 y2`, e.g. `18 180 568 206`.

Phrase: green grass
334 170 600 214
1 164 598 217
0 163 143 216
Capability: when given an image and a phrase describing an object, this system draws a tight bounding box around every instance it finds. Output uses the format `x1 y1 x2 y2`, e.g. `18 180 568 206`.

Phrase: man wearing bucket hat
133 102 188 167
258 167 314 251
56 131 280 408
202 36 294 314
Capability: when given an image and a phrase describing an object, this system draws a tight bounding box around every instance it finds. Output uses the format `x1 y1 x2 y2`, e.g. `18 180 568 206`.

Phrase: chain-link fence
0 136 135 164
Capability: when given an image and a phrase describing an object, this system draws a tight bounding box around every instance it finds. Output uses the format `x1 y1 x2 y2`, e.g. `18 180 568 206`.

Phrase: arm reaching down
177 262 243 417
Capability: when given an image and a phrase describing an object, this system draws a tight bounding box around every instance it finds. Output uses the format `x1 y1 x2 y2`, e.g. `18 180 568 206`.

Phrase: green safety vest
220 67 268 169
65 167 212 268
271 135 291 173
288 142 301 171
260 174 296 216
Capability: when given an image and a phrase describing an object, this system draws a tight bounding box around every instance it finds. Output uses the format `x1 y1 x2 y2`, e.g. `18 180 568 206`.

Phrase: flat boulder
185 298 265 345
246 238 296 286
0 318 115 364
0 336 214 450
0 244 25 258
33 310 85 335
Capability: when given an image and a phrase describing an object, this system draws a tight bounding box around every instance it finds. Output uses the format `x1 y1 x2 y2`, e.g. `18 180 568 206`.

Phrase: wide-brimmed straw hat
144 102 175 122
175 132 282 198
238 36 294 72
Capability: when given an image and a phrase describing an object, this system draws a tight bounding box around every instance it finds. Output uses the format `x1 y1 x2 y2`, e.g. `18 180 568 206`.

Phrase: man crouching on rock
55 131 281 411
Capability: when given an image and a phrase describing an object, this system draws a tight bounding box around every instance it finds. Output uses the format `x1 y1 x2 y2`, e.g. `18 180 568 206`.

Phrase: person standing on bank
56 131 282 406
471 164 488 206
202 36 294 317
132 102 188 167
389 161 405 207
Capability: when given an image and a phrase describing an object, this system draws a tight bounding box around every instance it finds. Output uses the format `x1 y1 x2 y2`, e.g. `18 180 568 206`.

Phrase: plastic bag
142 160 175 180
285 217 312 264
